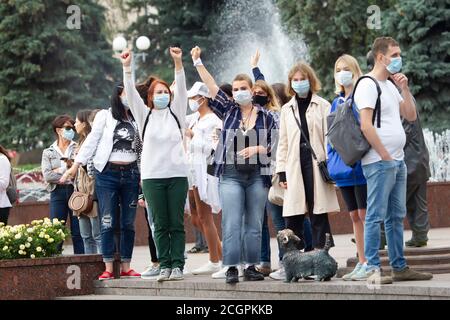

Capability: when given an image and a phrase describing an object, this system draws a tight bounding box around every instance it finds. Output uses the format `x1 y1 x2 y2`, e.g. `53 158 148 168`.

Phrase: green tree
125 0 224 84
276 0 394 99
385 0 450 131
0 0 118 151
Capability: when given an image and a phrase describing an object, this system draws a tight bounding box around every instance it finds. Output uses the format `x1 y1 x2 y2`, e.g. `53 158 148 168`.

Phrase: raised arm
251 49 265 81
170 47 188 126
191 46 219 99
120 49 149 126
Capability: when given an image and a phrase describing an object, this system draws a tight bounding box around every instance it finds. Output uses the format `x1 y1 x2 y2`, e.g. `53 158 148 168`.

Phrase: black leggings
144 207 158 263
285 147 334 249
0 207 10 225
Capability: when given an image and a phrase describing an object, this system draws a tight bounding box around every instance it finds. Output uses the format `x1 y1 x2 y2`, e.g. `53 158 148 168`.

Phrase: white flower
2 246 8 251
48 238 54 243
26 228 33 233
44 234 50 239
19 244 26 250
36 247 42 252
18 250 24 255
39 233 45 238
25 243 31 248
27 237 33 242
30 254 35 259
15 233 22 239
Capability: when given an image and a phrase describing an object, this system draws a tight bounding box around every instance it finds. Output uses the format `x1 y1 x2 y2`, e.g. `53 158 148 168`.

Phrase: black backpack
141 107 183 142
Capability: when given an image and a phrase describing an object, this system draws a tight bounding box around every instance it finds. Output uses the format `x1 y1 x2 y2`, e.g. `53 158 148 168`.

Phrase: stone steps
88 274 450 300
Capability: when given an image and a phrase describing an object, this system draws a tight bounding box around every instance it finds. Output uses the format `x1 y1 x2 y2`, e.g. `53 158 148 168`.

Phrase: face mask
253 95 269 106
385 56 402 74
62 128 75 141
189 98 203 112
153 94 170 109
233 90 253 106
291 80 310 96
335 71 353 87
120 96 129 108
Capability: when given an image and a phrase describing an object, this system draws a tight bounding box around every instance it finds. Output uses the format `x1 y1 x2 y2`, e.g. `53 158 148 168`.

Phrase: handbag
268 174 284 206
6 168 18 205
290 106 335 184
206 149 216 176
68 168 94 216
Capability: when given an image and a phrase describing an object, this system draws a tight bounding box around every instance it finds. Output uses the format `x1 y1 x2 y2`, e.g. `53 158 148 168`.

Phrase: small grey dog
277 229 338 283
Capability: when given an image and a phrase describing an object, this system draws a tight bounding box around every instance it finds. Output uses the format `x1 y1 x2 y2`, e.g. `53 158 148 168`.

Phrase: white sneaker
192 261 222 275
269 267 286 281
141 264 160 279
342 263 362 281
212 265 243 279
169 267 184 281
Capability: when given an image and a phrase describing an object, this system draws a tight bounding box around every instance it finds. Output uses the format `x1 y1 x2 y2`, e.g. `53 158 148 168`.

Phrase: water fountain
212 0 308 84
423 129 450 182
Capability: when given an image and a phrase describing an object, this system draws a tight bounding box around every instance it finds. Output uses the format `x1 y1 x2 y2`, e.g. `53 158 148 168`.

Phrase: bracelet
193 58 203 67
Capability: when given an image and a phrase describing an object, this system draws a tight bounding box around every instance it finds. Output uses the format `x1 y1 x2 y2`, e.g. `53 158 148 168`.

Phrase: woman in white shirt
0 145 12 224
120 47 189 282
185 82 223 275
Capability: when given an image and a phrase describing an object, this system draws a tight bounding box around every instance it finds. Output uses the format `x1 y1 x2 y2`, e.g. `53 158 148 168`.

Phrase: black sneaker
226 267 239 284
244 265 264 281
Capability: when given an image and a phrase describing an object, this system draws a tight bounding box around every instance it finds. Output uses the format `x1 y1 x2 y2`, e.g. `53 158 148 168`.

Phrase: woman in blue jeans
192 46 277 284
63 84 141 280
41 115 84 254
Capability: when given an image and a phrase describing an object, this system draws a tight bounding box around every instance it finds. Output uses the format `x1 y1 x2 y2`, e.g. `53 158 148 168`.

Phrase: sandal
187 246 202 253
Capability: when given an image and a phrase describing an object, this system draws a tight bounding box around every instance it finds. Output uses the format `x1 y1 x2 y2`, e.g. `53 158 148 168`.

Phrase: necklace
241 106 254 132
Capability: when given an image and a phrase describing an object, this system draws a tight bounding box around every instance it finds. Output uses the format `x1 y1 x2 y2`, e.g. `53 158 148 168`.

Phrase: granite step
89 274 450 300
347 253 450 267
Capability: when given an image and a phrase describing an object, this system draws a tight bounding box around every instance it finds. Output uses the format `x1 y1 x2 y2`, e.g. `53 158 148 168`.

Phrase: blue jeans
50 185 84 254
260 208 271 265
95 163 140 263
363 160 407 271
79 214 102 254
266 201 285 262
220 166 268 266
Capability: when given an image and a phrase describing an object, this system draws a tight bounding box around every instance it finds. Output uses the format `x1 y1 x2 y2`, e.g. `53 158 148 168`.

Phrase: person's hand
279 182 288 189
391 73 409 92
191 46 202 61
185 128 194 139
169 47 182 62
59 165 77 184
238 146 260 159
120 49 132 67
251 49 260 68
138 199 146 208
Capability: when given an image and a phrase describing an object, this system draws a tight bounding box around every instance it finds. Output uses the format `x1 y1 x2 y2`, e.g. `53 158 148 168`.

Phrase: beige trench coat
276 94 340 217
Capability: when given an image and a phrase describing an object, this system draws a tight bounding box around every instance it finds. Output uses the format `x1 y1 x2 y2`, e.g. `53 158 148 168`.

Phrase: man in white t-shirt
353 37 433 284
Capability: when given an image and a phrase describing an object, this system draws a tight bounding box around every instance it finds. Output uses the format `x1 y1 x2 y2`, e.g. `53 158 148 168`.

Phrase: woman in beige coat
276 62 340 249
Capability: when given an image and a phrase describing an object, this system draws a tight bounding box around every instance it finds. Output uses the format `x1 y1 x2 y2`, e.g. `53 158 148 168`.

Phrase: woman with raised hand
191 46 277 284
61 84 141 280
327 54 368 281
276 62 339 251
120 47 189 282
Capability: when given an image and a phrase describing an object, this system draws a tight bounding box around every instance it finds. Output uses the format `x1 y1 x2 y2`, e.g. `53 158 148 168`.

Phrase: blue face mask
291 80 310 96
233 90 253 106
62 128 75 141
153 94 170 109
386 56 402 74
120 96 129 108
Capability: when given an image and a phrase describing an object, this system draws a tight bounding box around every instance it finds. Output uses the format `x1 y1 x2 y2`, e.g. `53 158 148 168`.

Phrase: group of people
0 35 434 285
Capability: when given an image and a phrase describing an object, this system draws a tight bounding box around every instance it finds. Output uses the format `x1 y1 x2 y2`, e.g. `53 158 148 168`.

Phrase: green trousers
142 177 188 270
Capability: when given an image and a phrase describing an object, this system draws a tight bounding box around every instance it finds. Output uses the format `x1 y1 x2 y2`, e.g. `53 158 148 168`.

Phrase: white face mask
233 90 252 106
335 70 353 87
189 98 203 112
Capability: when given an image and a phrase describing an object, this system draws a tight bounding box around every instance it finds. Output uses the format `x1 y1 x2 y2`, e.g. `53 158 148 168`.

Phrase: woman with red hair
121 47 189 282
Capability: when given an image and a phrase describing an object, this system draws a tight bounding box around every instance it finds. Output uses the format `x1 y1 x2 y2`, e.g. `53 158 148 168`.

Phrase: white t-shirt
354 77 405 165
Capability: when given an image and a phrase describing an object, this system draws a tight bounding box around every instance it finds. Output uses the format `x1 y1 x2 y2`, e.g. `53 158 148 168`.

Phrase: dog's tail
324 233 332 252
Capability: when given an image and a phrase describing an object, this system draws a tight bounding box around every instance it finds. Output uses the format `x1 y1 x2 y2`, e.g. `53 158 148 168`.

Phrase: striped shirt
209 89 278 187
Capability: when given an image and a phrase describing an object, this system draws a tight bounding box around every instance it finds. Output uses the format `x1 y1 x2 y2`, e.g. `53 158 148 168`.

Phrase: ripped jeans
95 162 140 263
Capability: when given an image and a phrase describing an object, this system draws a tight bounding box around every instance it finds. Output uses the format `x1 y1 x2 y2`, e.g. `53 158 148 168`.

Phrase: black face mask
253 95 269 106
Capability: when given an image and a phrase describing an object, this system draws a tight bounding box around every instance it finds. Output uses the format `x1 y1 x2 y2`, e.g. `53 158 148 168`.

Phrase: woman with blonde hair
327 54 368 281
276 62 339 251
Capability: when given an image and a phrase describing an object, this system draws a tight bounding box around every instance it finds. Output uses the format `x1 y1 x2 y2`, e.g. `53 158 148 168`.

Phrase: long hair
76 109 93 145
271 83 290 106
287 62 322 97
254 80 280 112
110 82 128 121
0 145 11 161
136 75 158 105
334 54 363 95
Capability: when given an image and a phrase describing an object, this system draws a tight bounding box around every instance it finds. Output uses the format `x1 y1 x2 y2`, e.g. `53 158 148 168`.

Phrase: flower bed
0 218 69 260
0 218 104 300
